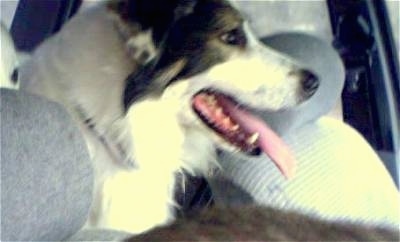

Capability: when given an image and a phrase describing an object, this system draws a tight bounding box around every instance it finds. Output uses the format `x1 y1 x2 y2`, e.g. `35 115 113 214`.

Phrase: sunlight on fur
102 170 176 233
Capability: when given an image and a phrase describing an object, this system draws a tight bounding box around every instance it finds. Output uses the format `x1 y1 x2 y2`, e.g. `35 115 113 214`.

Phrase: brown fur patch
127 206 399 241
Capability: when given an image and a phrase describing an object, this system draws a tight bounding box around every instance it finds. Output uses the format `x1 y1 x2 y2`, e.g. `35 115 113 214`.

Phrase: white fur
20 2 308 234
125 30 158 64
0 23 19 89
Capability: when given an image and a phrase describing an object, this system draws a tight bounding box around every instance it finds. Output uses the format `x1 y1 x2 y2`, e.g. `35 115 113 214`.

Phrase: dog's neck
124 97 217 175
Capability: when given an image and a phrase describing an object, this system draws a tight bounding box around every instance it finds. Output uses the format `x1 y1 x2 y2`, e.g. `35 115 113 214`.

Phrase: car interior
1 0 399 240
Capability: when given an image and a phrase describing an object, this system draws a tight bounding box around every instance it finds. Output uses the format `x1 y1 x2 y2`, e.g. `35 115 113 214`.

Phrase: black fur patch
109 0 197 45
123 59 161 107
155 0 245 79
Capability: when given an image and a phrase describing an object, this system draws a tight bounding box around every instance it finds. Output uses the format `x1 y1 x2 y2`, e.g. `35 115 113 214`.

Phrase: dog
20 0 320 234
128 205 399 241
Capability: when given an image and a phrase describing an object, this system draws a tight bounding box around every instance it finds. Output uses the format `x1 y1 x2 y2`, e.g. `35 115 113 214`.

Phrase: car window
386 0 399 57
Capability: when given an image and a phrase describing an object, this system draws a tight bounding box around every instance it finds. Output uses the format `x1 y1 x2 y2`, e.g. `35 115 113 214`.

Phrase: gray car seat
0 89 93 240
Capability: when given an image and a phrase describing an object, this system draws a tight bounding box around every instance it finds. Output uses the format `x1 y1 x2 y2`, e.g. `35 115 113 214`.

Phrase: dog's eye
220 28 246 46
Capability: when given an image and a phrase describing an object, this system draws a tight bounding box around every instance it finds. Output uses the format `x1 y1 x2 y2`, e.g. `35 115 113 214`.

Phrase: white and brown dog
20 0 319 234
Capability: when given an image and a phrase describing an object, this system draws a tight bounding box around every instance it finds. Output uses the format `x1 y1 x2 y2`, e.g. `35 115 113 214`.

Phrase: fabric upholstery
212 117 400 228
0 89 93 241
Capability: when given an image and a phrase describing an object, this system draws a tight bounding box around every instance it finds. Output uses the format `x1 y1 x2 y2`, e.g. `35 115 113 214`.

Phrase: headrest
259 33 345 135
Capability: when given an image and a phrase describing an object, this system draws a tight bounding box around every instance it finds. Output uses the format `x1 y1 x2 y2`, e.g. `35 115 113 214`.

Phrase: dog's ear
119 0 201 109
123 58 187 110
108 0 198 45
173 0 198 21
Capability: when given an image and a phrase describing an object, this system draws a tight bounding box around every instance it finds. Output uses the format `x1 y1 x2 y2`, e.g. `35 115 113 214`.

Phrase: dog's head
119 0 319 177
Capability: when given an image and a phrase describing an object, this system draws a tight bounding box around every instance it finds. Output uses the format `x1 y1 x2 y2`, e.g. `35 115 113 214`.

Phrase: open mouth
191 89 296 179
192 89 261 155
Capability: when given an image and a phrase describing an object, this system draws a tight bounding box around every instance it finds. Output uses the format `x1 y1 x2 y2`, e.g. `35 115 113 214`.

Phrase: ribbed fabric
213 117 400 229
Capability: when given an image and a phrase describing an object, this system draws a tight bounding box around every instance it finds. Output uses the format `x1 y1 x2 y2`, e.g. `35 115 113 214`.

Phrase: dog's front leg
99 168 177 234
98 98 185 233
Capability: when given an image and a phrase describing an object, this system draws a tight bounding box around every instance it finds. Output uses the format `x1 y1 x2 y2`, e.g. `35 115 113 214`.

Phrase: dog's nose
298 69 319 97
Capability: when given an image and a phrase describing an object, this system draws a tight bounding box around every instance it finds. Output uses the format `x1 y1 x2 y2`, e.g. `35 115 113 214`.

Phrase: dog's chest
125 94 217 176
94 98 212 233
126 98 187 171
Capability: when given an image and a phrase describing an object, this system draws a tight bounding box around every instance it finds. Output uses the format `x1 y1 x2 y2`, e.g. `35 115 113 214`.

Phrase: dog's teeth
206 95 217 105
231 124 239 131
246 133 259 145
222 117 232 125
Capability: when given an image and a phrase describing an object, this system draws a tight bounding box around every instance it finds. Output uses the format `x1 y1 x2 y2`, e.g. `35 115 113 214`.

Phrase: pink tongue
220 99 296 179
